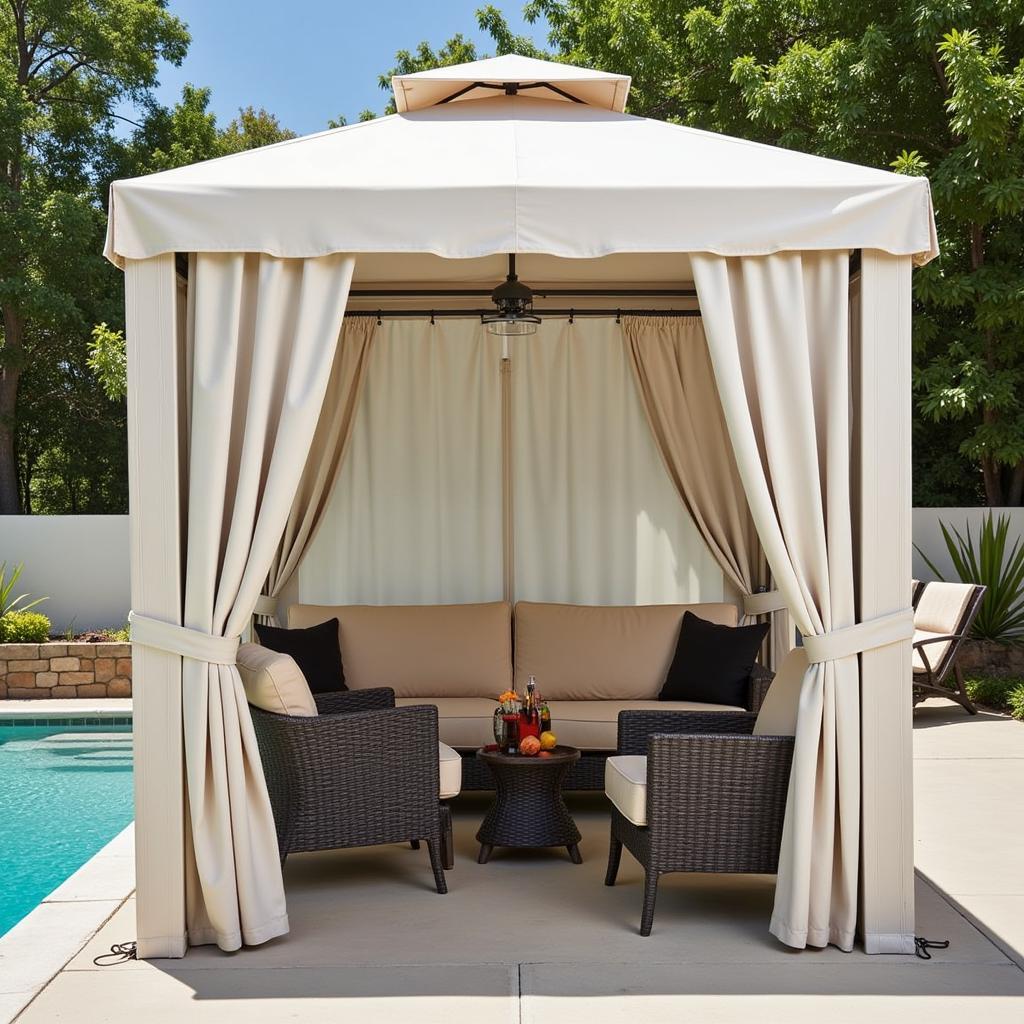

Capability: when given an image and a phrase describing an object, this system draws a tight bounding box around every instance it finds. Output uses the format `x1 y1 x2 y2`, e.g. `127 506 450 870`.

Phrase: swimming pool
0 721 134 936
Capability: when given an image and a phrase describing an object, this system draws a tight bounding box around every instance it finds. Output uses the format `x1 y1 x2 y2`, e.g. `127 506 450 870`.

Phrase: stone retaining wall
958 639 1024 679
0 643 132 699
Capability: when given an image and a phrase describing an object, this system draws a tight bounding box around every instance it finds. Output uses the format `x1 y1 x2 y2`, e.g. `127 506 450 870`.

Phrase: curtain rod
347 308 701 321
349 287 698 298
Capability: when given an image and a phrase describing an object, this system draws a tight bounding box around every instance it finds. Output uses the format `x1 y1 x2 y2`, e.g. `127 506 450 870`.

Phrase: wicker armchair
249 687 452 894
912 581 986 715
604 708 794 936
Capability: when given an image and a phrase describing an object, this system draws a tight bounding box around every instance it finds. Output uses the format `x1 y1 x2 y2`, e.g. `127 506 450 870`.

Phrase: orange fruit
519 735 542 756
540 731 557 750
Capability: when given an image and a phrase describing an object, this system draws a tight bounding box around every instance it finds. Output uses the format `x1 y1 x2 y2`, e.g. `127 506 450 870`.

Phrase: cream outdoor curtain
136 251 355 951
254 317 376 625
622 316 792 663
692 250 869 952
300 318 505 604
512 317 722 604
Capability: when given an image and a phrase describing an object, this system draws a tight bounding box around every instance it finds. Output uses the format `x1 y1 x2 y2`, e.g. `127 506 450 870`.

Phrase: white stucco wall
1 508 1020 635
0 515 130 633
912 507 1024 582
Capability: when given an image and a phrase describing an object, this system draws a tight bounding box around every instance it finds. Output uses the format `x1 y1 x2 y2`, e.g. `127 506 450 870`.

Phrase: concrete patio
11 698 1024 1023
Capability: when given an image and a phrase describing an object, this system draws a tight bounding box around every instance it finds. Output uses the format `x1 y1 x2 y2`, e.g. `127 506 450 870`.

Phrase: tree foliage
395 1 1024 505
1 2 297 514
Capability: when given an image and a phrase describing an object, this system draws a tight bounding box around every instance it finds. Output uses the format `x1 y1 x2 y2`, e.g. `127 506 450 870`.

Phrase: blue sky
147 1 550 136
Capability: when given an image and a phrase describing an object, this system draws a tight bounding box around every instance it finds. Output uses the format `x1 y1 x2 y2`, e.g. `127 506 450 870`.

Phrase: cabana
104 55 937 960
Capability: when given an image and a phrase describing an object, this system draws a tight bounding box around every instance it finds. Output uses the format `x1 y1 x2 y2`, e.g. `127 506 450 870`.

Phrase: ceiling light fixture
482 254 541 335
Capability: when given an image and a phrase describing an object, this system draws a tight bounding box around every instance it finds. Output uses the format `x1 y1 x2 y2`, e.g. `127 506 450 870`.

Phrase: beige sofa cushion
289 602 512 697
398 696 744 752
605 755 648 826
237 642 317 717
513 601 739 700
547 698 743 751
395 697 497 749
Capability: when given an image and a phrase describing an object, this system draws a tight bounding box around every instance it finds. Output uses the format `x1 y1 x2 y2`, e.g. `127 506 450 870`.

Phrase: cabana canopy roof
104 55 938 269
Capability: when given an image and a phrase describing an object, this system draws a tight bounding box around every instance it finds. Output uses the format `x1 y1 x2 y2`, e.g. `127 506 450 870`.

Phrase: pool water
0 724 134 937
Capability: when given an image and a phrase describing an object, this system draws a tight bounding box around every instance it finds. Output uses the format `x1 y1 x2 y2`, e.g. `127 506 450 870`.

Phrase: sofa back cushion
237 643 318 717
513 601 739 700
288 601 512 697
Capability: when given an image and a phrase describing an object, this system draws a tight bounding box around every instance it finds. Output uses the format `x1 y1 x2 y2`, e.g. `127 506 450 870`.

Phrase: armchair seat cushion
605 755 648 826
439 742 462 800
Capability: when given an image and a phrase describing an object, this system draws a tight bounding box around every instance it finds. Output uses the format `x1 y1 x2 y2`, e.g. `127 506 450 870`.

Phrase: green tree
404 2 1024 505
88 88 299 418
0 0 189 513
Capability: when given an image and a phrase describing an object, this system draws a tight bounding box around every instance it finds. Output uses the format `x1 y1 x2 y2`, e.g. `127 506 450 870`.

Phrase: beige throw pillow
237 642 317 717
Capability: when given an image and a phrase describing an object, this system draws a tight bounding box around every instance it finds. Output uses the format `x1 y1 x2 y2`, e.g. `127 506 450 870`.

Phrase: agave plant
0 561 48 618
916 513 1024 644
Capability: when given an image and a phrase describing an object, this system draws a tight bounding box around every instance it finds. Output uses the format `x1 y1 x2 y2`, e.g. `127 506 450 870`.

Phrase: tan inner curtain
169 251 355 949
255 317 376 625
691 250 861 951
621 314 786 652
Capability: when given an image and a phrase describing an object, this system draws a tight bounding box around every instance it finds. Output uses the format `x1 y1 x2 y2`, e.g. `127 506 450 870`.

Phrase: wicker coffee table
475 745 583 864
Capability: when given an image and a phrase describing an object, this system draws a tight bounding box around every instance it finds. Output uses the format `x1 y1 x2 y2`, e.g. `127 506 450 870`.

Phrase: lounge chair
912 581 986 715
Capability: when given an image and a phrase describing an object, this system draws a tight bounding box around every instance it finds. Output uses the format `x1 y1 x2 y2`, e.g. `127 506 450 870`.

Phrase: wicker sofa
287 600 773 791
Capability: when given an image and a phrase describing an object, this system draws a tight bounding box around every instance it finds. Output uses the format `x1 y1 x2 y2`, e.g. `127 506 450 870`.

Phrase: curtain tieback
802 609 914 665
253 594 277 617
129 611 240 665
743 590 788 616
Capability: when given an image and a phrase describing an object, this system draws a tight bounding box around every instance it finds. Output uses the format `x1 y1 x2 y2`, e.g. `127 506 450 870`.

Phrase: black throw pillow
254 618 345 694
658 611 769 707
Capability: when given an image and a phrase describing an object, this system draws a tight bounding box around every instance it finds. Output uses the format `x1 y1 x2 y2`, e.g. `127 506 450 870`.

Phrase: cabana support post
125 254 188 958
856 251 916 953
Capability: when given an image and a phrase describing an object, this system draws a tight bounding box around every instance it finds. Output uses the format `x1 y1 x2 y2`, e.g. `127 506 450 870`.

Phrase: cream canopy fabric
104 59 938 269
392 54 631 112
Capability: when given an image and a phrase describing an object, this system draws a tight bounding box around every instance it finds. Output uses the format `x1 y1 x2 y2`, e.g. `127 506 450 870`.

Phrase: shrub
1008 685 1024 722
0 561 48 617
916 513 1024 643
964 676 1024 722
0 610 53 643
99 624 130 643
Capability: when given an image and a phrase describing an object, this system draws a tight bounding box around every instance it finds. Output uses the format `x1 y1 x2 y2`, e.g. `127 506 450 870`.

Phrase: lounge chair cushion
238 642 317 717
289 602 512 697
605 755 648 826
396 697 744 752
439 742 462 800
513 601 739 700
914 582 974 635
912 629 953 675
